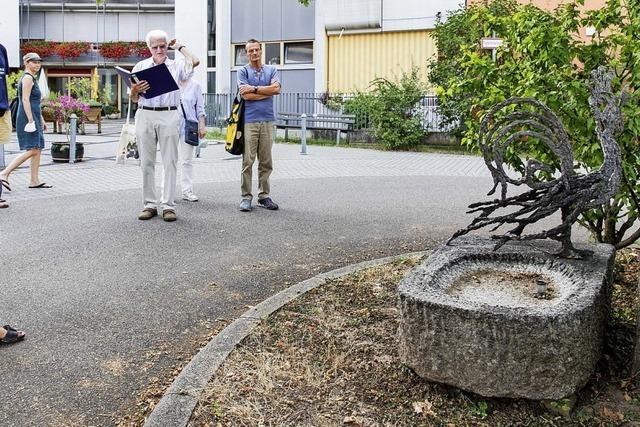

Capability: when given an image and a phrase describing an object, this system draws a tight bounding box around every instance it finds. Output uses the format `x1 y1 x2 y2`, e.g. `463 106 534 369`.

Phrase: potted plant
41 95 64 133
86 99 103 121
50 96 89 162
103 104 120 119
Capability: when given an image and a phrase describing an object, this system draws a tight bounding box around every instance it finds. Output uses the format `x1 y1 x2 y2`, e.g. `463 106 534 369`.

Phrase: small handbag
180 102 200 146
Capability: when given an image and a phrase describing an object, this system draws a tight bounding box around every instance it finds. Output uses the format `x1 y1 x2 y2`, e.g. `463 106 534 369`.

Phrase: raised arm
169 39 200 68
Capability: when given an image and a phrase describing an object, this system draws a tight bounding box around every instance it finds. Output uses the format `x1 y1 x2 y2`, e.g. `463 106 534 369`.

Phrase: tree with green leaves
429 0 640 249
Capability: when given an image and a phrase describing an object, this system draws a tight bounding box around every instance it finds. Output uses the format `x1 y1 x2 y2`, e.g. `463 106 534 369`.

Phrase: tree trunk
633 276 640 381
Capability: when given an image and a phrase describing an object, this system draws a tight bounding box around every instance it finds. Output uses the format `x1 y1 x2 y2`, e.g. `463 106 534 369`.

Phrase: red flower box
131 42 152 58
55 42 90 59
100 42 131 59
21 41 57 58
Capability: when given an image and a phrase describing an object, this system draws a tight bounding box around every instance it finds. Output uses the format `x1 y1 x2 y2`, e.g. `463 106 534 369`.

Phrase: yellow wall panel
327 30 436 93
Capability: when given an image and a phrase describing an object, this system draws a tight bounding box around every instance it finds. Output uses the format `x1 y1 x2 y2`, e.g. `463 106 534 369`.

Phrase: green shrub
68 77 92 102
368 68 426 150
7 71 21 100
429 0 640 248
343 92 376 130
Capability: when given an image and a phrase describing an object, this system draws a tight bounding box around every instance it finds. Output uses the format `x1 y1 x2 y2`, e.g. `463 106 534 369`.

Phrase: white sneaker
182 192 199 202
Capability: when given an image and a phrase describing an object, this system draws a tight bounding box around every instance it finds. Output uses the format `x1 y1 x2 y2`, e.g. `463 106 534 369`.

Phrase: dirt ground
128 248 640 426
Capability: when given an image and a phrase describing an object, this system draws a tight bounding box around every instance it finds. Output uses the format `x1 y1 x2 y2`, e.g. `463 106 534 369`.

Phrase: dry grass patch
188 250 640 426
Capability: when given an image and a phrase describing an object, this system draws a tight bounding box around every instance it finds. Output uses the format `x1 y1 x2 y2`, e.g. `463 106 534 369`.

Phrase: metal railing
204 92 451 132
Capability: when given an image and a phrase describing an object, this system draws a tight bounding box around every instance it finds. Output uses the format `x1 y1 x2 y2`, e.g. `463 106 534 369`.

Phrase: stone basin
398 236 615 400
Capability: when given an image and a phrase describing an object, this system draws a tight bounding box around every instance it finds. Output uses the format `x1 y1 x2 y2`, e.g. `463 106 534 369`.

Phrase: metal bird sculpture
448 67 623 258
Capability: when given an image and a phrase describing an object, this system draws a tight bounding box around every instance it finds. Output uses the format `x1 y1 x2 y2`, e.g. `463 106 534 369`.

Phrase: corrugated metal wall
327 30 436 93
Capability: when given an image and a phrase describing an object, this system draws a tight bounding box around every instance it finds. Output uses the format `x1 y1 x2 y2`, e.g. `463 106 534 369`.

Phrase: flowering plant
41 99 64 122
131 42 152 58
54 42 90 59
58 96 89 122
99 41 151 59
21 41 57 58
100 41 131 59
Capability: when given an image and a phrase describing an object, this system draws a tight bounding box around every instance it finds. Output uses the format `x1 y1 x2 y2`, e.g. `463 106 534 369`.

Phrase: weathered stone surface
398 236 615 400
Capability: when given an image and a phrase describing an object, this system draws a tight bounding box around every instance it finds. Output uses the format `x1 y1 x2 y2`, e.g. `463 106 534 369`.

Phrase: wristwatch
253 86 258 93
178 45 185 52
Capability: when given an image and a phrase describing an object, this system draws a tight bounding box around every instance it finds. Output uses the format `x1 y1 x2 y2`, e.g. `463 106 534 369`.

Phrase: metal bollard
0 145 5 169
69 114 77 164
300 113 307 155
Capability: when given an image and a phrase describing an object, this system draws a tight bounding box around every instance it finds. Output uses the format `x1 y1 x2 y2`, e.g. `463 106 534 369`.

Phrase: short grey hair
145 29 169 48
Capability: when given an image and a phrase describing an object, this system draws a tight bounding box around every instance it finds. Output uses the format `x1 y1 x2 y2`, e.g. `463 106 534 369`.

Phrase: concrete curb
143 251 428 427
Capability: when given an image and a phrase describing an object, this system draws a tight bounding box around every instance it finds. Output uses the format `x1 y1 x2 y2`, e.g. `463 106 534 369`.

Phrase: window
233 41 313 67
207 1 216 70
97 68 118 107
207 71 216 93
265 43 280 65
47 77 69 97
234 45 248 66
284 41 313 64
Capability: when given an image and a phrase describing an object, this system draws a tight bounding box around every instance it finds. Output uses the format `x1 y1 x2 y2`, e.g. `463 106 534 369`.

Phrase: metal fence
204 92 451 132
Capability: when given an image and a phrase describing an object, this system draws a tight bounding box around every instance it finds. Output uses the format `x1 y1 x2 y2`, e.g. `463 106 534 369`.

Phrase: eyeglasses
150 44 168 51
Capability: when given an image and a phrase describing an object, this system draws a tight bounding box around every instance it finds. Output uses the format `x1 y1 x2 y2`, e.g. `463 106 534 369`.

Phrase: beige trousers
241 121 274 200
135 109 181 211
0 112 11 144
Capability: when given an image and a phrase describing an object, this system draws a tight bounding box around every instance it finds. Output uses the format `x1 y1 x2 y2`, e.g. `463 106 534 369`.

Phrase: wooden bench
276 112 356 145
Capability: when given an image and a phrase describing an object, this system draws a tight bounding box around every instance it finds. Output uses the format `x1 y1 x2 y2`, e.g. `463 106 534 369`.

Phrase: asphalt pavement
0 121 566 425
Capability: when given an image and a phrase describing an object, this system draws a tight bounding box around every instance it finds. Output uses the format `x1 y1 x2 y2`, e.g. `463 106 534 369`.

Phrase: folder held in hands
115 63 179 99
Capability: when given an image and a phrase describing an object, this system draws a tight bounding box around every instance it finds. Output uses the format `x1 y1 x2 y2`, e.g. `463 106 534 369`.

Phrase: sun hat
23 52 42 63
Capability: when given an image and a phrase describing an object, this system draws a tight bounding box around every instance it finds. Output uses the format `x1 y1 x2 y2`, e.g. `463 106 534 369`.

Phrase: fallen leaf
601 406 624 422
413 400 436 417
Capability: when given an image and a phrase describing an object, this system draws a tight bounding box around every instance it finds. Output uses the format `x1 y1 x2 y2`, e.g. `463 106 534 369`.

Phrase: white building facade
177 0 462 95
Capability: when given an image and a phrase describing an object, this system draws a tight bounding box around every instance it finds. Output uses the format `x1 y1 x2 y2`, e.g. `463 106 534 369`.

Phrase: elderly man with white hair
130 29 200 222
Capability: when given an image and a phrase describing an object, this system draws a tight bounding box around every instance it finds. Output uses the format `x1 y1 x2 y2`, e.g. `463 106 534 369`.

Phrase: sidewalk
1 121 488 203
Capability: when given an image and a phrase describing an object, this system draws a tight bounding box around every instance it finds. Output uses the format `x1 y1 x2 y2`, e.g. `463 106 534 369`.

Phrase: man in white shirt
130 29 199 222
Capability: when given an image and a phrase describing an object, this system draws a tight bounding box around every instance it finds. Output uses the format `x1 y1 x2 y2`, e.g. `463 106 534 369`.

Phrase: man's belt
140 106 177 111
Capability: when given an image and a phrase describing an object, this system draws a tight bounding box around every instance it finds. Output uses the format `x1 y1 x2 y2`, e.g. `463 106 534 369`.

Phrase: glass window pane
284 42 313 64
234 46 248 66
47 77 68 97
265 43 280 65
207 71 216 93
97 68 118 106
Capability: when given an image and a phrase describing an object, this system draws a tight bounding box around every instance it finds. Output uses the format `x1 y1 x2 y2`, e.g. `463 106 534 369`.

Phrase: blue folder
115 63 179 99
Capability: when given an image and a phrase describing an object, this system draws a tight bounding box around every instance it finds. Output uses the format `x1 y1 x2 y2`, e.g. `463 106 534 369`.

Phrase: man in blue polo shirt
237 38 281 212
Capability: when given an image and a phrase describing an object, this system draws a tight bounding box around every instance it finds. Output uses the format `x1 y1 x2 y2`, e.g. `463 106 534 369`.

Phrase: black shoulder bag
180 102 200 146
